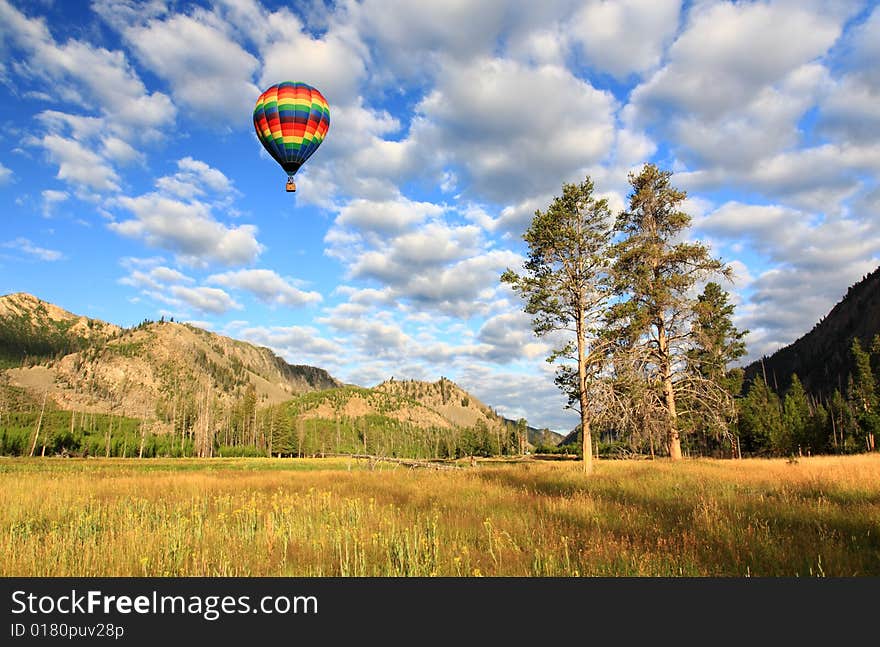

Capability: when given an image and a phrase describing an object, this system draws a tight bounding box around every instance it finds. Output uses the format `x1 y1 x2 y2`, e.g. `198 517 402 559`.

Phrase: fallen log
325 453 464 471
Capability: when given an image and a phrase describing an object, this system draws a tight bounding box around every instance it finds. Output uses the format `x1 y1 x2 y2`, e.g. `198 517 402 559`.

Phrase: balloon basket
285 179 296 192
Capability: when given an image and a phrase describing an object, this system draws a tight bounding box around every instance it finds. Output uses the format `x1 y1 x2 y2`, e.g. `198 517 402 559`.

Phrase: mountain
374 377 504 430
0 294 556 452
741 265 880 398
374 378 566 447
500 416 565 447
1 292 341 420
0 292 121 367
265 380 537 458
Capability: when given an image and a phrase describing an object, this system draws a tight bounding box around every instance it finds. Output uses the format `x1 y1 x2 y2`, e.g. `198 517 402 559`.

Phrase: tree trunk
29 390 48 457
577 315 593 474
657 320 682 460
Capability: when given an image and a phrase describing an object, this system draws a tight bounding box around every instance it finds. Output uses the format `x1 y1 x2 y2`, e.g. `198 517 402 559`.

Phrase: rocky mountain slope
0 292 121 366
373 377 505 432
741 265 880 397
0 294 559 450
1 293 340 419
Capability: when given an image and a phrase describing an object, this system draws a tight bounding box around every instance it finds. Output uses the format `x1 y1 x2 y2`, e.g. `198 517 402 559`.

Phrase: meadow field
1 454 878 577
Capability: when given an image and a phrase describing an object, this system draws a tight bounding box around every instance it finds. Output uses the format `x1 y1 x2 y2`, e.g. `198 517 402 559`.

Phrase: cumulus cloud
336 196 445 235
0 0 175 137
569 0 681 78
110 193 262 266
155 157 235 200
696 201 880 361
456 363 579 432
118 9 261 124
476 311 551 363
328 197 522 317
119 265 194 291
100 136 143 165
818 5 880 144
168 285 241 314
412 56 617 204
0 162 11 184
680 142 880 213
237 324 345 366
351 0 509 78
259 21 366 108
0 1 176 197
36 134 121 193
207 269 322 307
631 2 842 121
117 262 253 317
624 0 872 215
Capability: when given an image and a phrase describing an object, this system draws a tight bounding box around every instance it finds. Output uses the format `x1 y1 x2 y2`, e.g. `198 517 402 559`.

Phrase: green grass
1 454 878 576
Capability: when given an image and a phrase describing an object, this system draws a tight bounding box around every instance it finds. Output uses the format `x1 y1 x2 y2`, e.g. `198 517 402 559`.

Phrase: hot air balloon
253 81 330 192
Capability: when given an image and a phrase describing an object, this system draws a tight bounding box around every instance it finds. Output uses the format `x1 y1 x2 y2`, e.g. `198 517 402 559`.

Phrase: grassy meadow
1 454 879 577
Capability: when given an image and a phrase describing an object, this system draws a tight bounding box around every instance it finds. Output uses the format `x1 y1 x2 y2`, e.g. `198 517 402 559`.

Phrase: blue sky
1 0 879 432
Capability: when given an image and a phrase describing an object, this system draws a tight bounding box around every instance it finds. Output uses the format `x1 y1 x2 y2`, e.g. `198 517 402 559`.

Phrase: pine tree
609 164 730 460
849 338 878 451
502 176 613 473
689 283 748 382
782 374 811 455
737 376 783 455
685 282 748 456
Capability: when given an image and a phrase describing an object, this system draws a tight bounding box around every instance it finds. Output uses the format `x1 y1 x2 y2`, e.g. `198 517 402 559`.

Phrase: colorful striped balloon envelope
253 81 330 192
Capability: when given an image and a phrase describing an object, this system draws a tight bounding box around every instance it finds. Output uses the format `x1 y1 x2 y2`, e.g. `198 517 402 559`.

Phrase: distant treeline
551 335 880 460
735 336 879 456
0 384 526 460
0 409 190 458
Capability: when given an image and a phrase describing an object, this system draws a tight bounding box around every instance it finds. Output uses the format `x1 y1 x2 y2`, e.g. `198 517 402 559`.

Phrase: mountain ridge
741 265 880 399
0 293 560 447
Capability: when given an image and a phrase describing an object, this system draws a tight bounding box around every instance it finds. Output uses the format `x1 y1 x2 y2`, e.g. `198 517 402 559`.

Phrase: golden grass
1 454 878 576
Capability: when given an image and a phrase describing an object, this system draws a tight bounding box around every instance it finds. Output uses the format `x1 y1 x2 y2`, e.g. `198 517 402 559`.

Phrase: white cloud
569 0 681 78
818 6 880 144
238 324 344 363
110 194 262 266
207 269 322 307
681 142 880 212
90 0 168 32
697 201 880 362
169 285 241 314
120 265 195 291
3 237 63 261
456 363 579 432
40 189 69 217
845 3 880 86
412 56 617 203
0 162 11 184
476 311 551 363
632 2 842 121
155 157 235 200
328 197 522 317
351 0 509 79
100 136 143 165
623 1 864 205
260 31 365 109
336 196 444 235
150 266 193 284
36 111 104 141
37 134 121 193
120 9 261 124
0 0 175 137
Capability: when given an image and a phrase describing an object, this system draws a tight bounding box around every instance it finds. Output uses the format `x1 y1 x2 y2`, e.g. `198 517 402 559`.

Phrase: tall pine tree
610 164 730 460
502 177 613 473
